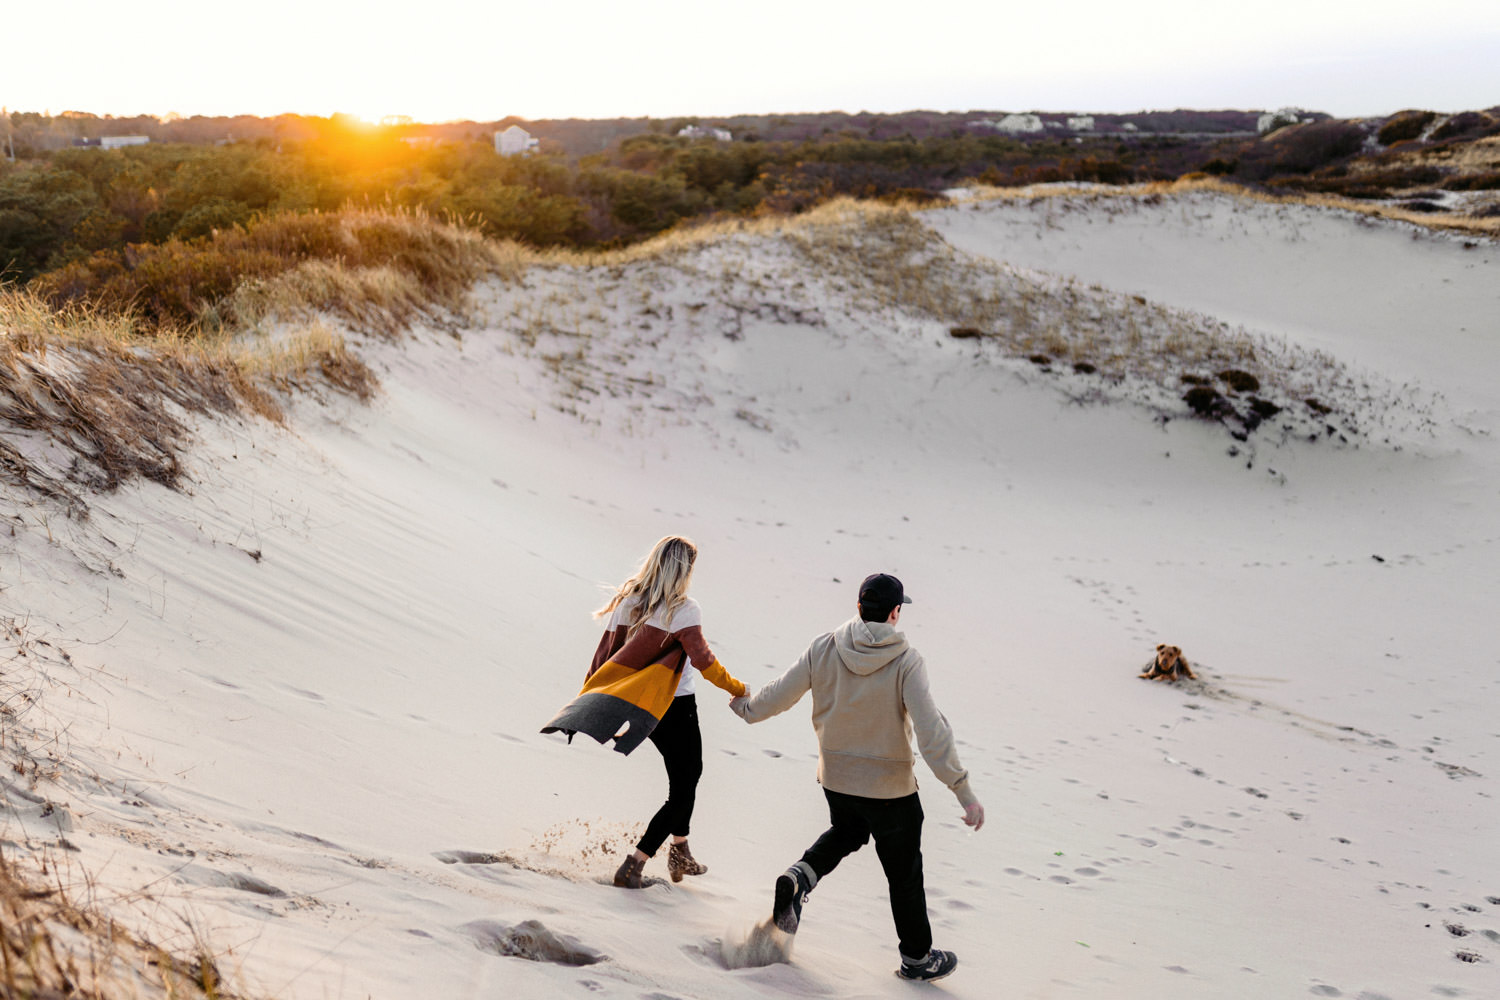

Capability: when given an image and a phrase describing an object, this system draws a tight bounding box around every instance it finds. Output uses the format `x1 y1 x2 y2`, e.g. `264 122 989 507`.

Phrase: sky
5 1 1498 123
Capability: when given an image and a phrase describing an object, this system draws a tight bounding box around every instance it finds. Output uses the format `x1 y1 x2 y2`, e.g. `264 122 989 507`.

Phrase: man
729 573 984 982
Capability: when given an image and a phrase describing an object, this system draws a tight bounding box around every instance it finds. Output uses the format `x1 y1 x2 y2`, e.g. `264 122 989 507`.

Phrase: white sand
3 188 1498 999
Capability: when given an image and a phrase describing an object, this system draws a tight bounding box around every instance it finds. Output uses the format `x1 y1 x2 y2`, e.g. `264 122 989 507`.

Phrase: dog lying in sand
1139 644 1196 682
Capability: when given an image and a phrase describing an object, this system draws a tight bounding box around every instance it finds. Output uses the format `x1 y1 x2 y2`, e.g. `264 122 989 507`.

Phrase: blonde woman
542 536 747 888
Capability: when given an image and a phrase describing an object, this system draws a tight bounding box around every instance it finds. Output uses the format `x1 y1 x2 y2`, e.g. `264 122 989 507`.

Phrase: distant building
1066 116 1095 132
1120 122 1139 132
101 135 150 149
400 136 438 149
1257 108 1304 134
494 125 539 156
677 124 732 141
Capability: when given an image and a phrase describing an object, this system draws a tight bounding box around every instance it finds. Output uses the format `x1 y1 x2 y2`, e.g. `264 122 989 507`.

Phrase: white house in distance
1066 116 1095 132
494 125 539 156
1257 108 1305 134
677 124 731 141
101 135 150 149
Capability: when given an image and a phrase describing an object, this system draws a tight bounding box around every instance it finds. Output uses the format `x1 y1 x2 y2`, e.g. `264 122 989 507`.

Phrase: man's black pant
801 788 930 960
637 694 702 857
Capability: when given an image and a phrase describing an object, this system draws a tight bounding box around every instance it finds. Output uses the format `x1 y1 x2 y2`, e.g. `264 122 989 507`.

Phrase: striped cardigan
541 597 746 754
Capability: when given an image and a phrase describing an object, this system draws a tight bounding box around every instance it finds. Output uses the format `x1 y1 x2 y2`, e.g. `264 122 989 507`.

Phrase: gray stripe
541 692 659 755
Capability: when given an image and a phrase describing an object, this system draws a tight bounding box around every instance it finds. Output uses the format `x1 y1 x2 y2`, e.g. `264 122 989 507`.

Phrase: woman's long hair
596 535 698 634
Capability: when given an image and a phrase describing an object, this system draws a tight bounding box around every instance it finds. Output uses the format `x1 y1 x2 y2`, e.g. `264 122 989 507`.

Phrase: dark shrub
1431 112 1488 142
1263 121 1367 175
1400 200 1444 213
1305 398 1332 415
171 197 252 240
1184 386 1235 419
1277 165 1442 199
1200 158 1237 176
1217 369 1260 393
1179 373 1211 386
949 326 983 339
1442 172 1500 191
1378 111 1437 146
1248 397 1282 419
876 187 947 206
1028 354 1052 366
1072 361 1097 374
1470 203 1500 218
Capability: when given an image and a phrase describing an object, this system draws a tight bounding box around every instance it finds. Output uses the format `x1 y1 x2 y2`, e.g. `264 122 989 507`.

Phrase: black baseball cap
858 573 912 610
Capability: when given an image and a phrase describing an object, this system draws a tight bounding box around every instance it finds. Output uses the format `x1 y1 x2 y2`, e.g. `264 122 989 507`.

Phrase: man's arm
901 653 980 810
729 649 813 723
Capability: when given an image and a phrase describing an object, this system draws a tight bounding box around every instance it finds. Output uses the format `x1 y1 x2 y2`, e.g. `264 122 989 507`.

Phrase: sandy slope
3 190 1498 1000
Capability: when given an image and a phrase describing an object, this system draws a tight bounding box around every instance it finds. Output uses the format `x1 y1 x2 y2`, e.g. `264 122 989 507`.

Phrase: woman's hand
963 802 985 831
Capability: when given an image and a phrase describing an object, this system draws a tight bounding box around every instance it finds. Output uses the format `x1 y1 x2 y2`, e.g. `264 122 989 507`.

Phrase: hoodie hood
833 617 910 676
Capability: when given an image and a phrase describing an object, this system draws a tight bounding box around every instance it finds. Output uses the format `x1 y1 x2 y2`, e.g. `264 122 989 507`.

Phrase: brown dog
1139 643 1196 682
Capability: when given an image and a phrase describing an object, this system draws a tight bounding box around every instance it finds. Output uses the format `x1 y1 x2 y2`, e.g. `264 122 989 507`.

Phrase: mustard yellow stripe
582 661 680 721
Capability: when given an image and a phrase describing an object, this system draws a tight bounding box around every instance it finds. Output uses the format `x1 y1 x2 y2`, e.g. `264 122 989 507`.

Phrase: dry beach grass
2 618 242 1000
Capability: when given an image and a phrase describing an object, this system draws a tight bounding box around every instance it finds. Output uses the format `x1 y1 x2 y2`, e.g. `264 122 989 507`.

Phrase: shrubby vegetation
1 121 1231 295
1376 110 1437 146
1204 109 1500 203
4 106 1499 334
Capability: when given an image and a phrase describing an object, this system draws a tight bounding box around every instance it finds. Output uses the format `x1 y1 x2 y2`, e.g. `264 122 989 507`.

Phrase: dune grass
34 206 528 337
2 206 519 508
2 617 243 1000
0 854 238 1000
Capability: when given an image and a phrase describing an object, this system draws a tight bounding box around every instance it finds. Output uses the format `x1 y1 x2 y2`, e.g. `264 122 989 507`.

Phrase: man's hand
963 802 985 831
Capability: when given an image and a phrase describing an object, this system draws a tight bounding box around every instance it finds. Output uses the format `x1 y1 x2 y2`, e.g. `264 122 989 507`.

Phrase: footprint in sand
461 918 606 966
434 850 514 866
176 865 287 898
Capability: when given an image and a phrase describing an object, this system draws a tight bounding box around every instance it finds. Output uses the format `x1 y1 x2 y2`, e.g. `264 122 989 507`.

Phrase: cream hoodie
732 618 977 807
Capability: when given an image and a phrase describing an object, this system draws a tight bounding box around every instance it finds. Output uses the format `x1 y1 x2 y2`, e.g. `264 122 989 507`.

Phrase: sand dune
3 189 1497 999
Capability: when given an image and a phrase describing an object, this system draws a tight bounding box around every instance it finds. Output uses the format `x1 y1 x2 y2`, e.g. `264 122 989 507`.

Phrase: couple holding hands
542 535 984 982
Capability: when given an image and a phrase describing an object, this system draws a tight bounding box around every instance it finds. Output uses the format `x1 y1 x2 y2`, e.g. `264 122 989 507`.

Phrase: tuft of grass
230 319 378 403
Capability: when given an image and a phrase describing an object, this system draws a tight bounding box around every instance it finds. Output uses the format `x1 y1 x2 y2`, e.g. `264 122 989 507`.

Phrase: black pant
802 788 930 960
637 694 702 857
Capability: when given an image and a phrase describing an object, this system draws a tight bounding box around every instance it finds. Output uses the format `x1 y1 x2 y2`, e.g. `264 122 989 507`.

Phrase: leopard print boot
668 840 708 883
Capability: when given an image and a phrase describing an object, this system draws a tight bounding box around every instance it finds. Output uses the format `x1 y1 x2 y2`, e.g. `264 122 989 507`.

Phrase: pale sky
6 1 1497 122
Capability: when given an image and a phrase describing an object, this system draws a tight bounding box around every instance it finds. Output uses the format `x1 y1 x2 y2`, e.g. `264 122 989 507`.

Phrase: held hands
728 695 750 719
963 802 985 831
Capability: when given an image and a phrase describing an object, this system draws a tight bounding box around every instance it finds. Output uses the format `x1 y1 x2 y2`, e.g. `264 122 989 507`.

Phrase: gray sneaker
896 949 958 981
771 863 813 933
